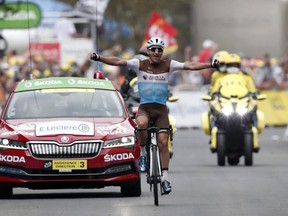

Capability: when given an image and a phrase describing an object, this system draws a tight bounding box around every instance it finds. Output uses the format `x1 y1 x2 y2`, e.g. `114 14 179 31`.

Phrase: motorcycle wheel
244 133 253 166
217 133 226 166
228 156 240 166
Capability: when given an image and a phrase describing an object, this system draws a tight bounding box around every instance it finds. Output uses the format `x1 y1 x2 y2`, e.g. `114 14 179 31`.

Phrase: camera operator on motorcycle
202 53 266 165
211 53 257 95
209 50 230 93
207 52 257 131
90 36 220 195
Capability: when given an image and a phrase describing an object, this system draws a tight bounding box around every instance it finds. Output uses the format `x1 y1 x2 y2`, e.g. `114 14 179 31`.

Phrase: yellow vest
210 71 226 92
211 71 257 94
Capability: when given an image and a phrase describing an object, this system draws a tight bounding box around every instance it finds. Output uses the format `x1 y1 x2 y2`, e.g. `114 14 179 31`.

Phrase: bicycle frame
135 122 172 206
148 127 162 181
147 127 162 206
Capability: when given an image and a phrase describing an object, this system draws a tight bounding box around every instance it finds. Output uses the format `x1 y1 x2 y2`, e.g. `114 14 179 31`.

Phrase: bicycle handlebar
134 126 173 141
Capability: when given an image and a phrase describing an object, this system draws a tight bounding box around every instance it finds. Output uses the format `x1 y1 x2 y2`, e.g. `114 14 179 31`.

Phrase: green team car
0 77 141 198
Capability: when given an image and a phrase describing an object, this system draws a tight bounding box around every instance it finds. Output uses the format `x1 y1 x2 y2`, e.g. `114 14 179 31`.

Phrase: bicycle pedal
146 176 152 184
160 187 166 196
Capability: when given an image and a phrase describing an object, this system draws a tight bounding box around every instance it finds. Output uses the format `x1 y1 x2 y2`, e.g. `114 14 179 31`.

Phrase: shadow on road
12 191 123 199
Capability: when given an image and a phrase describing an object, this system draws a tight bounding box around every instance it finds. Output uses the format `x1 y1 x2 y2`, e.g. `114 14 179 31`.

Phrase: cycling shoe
139 156 147 172
161 180 172 195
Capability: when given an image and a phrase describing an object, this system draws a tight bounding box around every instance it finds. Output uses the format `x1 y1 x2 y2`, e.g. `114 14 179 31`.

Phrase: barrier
168 89 288 129
257 90 288 126
167 90 208 128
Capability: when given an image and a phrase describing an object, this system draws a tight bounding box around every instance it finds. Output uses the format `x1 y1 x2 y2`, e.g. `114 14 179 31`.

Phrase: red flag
140 11 178 55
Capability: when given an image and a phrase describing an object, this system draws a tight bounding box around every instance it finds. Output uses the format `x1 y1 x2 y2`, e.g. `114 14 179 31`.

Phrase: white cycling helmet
146 37 165 49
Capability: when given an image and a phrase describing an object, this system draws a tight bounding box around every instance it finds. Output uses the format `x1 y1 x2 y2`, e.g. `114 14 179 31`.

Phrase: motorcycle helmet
213 50 229 73
146 37 165 49
225 53 241 74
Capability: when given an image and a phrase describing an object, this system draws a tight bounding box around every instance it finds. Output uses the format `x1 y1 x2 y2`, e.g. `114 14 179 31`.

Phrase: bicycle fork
148 132 162 191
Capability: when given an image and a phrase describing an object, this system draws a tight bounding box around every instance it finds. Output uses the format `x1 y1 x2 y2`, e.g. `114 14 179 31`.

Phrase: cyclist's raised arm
183 61 212 71
90 52 127 66
183 57 220 71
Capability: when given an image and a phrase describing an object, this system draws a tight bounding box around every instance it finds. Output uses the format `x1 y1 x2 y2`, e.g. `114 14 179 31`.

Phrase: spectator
277 56 288 89
252 54 277 90
198 40 217 63
270 57 284 88
198 39 218 85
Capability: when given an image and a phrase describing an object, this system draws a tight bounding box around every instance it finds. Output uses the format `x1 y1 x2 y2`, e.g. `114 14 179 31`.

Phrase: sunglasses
149 47 163 52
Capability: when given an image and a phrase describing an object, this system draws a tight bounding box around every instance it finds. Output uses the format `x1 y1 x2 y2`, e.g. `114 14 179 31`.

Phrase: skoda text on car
0 77 141 198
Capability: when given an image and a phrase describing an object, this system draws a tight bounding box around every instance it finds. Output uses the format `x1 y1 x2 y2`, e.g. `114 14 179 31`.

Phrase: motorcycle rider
208 53 258 143
211 53 257 95
209 50 230 93
90 36 219 194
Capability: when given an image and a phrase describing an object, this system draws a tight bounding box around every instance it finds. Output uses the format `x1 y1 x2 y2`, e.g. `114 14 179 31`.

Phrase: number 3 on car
52 160 87 170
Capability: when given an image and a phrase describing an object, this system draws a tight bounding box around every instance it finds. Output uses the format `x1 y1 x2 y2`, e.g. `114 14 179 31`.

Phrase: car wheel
0 186 13 199
121 178 141 197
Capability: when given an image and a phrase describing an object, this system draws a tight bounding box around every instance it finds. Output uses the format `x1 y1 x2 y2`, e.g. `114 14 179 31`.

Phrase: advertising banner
29 42 61 63
257 90 288 126
0 2 41 28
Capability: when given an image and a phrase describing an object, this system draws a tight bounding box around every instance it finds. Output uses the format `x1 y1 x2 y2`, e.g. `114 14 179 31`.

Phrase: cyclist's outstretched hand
90 53 100 61
211 57 220 68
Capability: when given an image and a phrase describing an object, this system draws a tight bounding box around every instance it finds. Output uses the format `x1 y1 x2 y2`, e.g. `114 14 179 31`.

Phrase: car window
5 89 125 119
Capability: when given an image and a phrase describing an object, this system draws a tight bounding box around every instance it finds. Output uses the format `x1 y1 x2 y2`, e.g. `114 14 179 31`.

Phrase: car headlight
0 139 27 150
103 136 135 149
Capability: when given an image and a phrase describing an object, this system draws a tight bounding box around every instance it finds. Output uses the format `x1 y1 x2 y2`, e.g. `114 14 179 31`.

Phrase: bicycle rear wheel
151 145 159 206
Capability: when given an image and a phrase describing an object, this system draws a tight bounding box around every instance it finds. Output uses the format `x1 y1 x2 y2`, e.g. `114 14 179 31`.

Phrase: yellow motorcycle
201 74 266 166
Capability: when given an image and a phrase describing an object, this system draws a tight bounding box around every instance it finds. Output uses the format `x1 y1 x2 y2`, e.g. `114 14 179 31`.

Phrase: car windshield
5 88 125 119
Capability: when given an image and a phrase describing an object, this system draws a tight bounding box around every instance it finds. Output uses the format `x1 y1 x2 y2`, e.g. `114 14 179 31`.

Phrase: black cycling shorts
136 103 170 133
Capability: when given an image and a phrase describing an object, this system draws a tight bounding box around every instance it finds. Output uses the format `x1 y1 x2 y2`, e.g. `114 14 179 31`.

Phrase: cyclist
90 36 219 194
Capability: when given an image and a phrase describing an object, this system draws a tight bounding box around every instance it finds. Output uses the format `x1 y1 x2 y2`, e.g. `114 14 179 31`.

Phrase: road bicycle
135 120 172 206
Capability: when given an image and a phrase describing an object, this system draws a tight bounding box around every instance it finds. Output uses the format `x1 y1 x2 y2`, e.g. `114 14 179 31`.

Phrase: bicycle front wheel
151 145 160 206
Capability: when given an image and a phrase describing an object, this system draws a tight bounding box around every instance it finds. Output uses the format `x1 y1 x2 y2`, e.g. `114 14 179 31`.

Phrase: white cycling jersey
127 59 184 105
